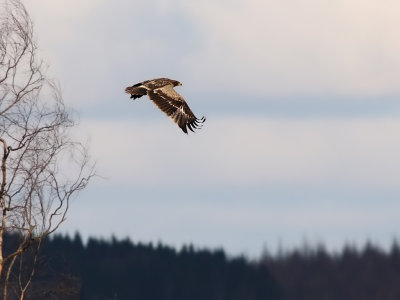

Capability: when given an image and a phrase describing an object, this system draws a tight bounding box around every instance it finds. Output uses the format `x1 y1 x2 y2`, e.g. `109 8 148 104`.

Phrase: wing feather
147 85 205 134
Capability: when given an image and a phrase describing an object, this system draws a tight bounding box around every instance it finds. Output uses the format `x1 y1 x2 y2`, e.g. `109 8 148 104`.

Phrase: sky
23 0 400 258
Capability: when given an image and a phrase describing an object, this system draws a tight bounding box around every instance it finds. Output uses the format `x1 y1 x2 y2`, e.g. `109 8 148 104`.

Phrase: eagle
125 78 206 134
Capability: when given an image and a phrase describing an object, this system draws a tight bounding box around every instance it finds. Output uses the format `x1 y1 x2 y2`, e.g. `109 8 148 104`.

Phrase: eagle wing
147 85 205 134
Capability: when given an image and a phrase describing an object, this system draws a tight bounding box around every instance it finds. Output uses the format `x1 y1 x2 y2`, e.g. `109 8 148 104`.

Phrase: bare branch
0 0 94 297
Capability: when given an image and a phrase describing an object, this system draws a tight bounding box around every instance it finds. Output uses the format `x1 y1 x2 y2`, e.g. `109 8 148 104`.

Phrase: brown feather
125 78 205 134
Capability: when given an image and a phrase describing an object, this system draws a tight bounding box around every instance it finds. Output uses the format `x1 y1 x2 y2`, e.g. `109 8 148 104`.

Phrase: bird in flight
125 78 206 134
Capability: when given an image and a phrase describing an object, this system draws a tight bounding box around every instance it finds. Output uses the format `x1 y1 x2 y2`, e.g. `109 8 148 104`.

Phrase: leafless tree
0 0 94 298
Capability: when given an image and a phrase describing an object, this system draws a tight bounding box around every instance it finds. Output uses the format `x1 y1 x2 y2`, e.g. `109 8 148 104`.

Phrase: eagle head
172 80 182 87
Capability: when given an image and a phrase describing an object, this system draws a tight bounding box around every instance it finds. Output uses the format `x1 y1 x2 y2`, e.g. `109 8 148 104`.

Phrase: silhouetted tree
31 234 281 300
262 241 400 300
7 233 400 300
0 1 93 297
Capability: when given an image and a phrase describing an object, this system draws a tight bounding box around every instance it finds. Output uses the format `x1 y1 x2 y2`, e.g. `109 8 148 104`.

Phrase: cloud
25 0 400 112
76 116 400 190
25 0 199 108
180 0 400 96
61 183 400 257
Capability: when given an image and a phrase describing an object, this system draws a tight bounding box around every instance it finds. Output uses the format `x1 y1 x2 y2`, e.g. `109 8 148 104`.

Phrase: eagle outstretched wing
148 85 205 134
125 78 205 134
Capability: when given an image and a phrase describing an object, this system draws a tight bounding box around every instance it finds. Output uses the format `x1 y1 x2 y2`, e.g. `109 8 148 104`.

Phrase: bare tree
0 0 94 298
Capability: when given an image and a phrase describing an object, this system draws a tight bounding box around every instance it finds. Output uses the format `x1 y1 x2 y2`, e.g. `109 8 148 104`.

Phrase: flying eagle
125 78 206 134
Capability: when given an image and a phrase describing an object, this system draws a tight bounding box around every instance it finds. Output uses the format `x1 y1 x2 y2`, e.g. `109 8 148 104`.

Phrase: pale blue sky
25 0 400 257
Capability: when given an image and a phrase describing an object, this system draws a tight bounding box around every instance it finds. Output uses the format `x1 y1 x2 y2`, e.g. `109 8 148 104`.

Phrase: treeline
262 242 400 300
3 233 400 299
3 233 280 299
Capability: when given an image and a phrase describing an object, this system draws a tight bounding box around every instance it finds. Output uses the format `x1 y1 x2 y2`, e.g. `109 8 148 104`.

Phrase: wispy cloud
181 0 400 96
77 116 400 190
27 0 400 109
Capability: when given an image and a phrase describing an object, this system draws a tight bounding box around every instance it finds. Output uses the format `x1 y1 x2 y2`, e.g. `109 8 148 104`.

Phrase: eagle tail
125 86 147 100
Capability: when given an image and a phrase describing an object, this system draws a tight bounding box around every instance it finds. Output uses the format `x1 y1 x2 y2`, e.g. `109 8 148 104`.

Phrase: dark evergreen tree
4 232 400 300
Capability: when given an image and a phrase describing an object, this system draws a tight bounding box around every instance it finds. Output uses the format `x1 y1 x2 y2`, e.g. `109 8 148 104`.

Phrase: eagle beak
178 82 182 86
